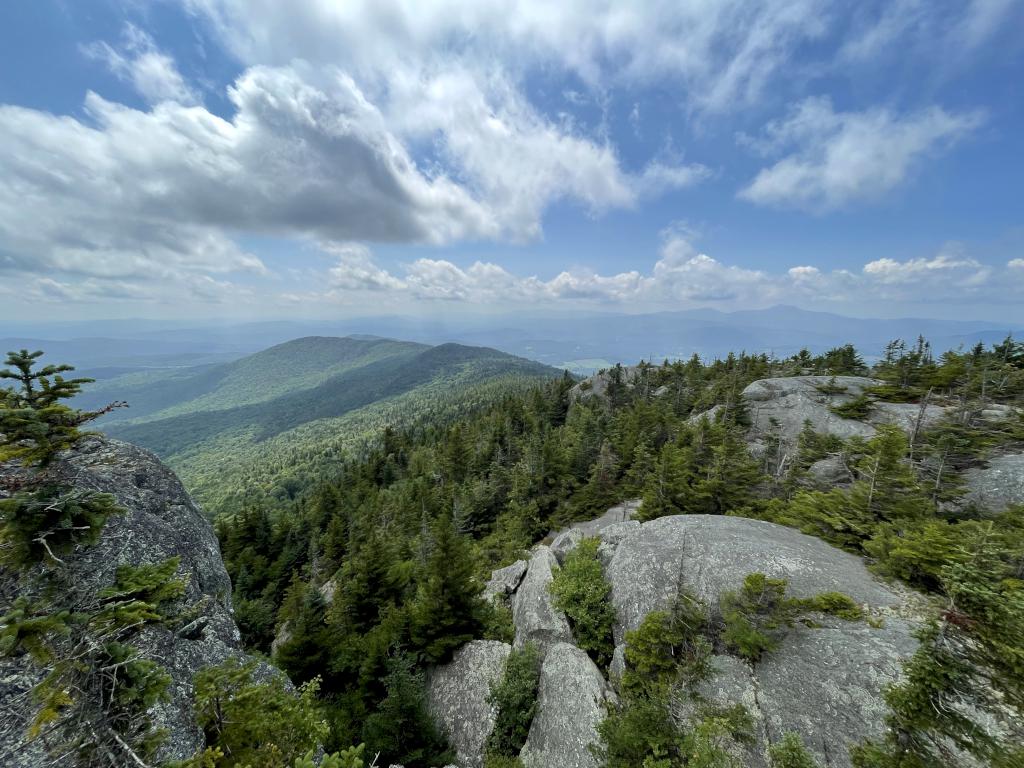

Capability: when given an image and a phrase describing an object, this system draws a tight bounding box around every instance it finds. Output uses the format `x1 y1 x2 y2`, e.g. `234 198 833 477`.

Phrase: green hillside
76 336 428 423
87 337 563 514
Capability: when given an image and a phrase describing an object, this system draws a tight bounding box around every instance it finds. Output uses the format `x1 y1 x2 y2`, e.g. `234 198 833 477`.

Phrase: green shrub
769 732 820 768
720 574 791 662
0 349 123 467
295 744 369 768
596 688 682 768
548 538 615 667
621 590 711 698
480 598 515 644
486 643 541 761
681 706 754 768
814 377 848 395
190 657 329 768
0 486 120 567
720 574 863 662
829 394 873 420
361 653 454 767
93 557 188 630
800 591 863 622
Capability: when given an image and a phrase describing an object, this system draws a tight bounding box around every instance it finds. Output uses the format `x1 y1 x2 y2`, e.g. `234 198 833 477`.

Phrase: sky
1 0 1023 324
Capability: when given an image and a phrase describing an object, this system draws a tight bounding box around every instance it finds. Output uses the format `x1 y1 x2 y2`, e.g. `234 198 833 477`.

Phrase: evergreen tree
409 514 484 664
0 349 121 466
361 653 454 767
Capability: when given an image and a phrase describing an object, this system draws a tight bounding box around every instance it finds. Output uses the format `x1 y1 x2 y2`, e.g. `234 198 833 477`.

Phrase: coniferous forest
2 338 1023 767
205 337 1023 767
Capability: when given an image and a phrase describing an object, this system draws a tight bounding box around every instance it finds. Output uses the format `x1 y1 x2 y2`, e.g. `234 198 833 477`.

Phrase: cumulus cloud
82 23 199 105
308 237 1019 313
738 97 984 210
0 57 706 302
0 65 502 295
862 249 989 286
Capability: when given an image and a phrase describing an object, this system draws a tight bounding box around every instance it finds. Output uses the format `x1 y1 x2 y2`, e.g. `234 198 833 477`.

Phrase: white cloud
185 0 838 115
0 55 707 305
326 243 406 291
303 238 1018 314
0 65 501 295
738 97 984 210
83 23 199 105
840 1 1021 65
1007 258 1024 269
862 250 988 285
960 0 1022 49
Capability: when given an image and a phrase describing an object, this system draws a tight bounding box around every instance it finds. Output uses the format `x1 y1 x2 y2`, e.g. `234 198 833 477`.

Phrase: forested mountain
78 337 563 515
12 305 1021 377
3 337 1022 768
210 336 1023 766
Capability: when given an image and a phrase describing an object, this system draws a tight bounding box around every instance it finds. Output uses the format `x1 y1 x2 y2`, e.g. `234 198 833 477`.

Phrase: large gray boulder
426 640 511 768
604 515 903 643
754 617 917 767
483 558 529 602
567 499 641 537
806 454 854 488
696 376 949 457
961 452 1024 515
550 527 585 564
602 514 920 768
519 643 615 768
512 546 573 655
0 436 280 766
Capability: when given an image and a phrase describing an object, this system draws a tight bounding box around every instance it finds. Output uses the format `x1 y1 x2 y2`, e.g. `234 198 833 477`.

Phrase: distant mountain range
71 336 561 514
5 305 1020 377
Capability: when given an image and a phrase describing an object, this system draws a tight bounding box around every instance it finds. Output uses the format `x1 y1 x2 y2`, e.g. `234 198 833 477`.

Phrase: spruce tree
409 513 484 664
0 349 121 466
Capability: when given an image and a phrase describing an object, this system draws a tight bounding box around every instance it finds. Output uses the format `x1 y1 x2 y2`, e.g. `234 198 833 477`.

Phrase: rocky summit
428 508 924 768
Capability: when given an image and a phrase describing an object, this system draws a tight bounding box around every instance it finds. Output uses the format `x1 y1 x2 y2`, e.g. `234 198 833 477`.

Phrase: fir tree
408 514 484 664
0 349 122 466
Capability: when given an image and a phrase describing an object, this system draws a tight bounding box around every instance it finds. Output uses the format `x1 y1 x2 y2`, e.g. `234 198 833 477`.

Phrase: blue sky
1 0 1022 322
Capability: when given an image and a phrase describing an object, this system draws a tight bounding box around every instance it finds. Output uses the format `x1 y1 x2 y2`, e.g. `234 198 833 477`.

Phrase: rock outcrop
960 452 1024 515
734 376 949 452
519 643 615 768
0 436 278 766
807 454 854 488
604 514 905 642
433 505 922 768
601 514 920 768
426 640 511 768
511 546 573 655
483 558 528 602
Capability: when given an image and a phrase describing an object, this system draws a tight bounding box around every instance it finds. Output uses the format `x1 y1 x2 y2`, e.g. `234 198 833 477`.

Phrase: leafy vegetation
719 573 862 662
485 643 541 764
549 537 616 667
769 733 820 768
202 336 1023 766
182 658 330 767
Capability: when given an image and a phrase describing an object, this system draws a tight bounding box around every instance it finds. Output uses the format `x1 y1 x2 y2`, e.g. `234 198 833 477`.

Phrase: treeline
216 337 1024 766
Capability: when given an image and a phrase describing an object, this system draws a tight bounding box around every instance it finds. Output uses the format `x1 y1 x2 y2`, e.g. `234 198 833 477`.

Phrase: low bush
548 537 615 667
485 643 541 762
